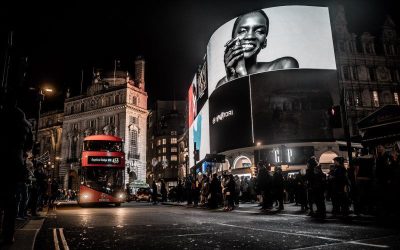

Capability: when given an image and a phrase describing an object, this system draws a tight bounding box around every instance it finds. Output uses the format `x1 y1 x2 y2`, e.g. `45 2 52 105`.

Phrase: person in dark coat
0 92 33 246
273 166 284 210
209 174 221 209
225 174 236 211
305 157 317 216
151 181 158 205
331 157 350 217
160 179 167 202
176 180 183 203
312 164 327 218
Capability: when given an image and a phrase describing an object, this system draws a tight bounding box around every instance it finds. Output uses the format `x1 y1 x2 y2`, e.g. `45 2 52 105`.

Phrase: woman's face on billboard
233 12 268 60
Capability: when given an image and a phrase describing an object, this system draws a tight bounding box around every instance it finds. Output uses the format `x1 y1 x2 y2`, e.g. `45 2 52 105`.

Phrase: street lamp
32 87 53 170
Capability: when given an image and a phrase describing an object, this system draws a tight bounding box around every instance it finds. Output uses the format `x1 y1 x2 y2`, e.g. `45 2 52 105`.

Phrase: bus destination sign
88 156 121 165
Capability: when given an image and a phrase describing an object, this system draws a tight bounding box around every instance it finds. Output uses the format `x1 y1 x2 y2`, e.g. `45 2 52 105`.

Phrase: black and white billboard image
207 6 336 97
205 6 342 153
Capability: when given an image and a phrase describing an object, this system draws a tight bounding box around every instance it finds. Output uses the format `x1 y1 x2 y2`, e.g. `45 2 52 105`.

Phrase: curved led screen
189 5 342 156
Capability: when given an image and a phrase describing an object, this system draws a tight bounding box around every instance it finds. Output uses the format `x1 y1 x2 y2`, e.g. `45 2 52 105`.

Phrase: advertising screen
189 101 210 167
206 5 342 153
196 55 208 114
207 5 336 97
188 75 197 127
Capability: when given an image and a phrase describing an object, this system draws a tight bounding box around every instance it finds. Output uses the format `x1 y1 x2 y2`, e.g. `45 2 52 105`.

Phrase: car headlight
82 193 89 199
118 193 125 199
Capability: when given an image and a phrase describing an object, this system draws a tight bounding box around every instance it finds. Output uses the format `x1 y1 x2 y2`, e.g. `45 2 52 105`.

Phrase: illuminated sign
88 156 120 165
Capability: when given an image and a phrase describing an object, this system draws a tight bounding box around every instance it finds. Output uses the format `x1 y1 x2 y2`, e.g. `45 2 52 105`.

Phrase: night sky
1 0 398 118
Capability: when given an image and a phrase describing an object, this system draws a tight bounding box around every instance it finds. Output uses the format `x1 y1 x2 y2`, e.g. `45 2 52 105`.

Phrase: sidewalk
1 211 47 250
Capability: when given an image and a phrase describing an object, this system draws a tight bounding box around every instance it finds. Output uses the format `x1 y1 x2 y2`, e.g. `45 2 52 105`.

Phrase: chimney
134 56 145 90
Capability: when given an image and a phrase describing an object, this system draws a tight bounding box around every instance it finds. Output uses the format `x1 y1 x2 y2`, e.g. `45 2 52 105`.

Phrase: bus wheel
115 203 121 207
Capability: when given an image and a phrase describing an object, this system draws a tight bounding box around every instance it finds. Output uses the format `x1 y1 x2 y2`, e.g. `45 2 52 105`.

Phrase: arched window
233 156 252 169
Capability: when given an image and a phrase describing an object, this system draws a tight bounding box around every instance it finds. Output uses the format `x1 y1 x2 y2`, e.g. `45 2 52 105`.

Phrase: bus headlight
82 193 90 199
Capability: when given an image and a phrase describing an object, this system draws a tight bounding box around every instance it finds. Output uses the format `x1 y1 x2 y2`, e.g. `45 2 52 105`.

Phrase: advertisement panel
209 76 253 153
207 6 336 97
188 75 197 127
206 6 341 153
189 101 210 167
196 55 208 114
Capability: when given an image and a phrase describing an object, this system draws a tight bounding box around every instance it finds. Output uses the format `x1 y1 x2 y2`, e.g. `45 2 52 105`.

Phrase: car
136 188 152 202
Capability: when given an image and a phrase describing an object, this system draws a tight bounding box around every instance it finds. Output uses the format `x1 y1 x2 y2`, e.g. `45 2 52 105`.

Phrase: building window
171 155 178 161
369 68 376 81
162 139 167 145
129 129 138 159
171 131 177 136
352 66 358 80
80 103 85 112
394 92 399 105
132 96 138 105
162 155 167 161
171 147 177 153
157 139 161 146
342 66 350 80
162 147 166 153
129 116 137 124
70 106 75 114
106 116 115 125
391 69 399 82
89 119 96 128
114 95 120 105
158 156 161 162
372 91 379 107
170 137 177 144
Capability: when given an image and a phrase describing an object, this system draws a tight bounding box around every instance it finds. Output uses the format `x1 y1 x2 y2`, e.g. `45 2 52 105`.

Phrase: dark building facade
146 100 186 185
332 5 400 137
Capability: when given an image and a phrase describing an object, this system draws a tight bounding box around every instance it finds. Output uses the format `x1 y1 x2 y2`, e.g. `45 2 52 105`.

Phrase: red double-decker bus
79 135 126 207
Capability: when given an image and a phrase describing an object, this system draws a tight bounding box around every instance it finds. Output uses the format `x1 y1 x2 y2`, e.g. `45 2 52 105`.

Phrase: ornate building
59 57 148 189
332 5 400 137
34 110 64 179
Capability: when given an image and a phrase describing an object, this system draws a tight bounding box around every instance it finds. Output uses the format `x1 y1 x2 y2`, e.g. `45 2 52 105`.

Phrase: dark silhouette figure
0 92 33 245
151 181 158 205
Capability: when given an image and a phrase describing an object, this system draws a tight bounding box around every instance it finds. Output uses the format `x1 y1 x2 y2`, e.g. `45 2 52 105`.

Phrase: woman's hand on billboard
224 38 247 81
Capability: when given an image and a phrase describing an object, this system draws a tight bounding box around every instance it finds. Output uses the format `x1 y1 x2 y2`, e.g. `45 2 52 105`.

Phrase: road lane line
217 223 341 242
59 228 70 250
217 223 390 249
53 228 60 250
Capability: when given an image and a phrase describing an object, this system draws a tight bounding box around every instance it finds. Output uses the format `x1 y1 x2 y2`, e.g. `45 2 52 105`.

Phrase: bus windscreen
81 167 124 195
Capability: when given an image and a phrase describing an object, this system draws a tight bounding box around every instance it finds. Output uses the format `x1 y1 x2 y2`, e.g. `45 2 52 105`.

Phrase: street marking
217 223 390 249
53 228 70 250
59 228 70 250
53 228 60 250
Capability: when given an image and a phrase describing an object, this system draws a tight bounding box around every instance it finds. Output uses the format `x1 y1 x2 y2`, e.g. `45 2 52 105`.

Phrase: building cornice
64 104 148 121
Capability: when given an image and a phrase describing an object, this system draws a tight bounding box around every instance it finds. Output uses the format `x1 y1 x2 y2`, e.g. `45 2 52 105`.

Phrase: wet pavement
34 202 400 249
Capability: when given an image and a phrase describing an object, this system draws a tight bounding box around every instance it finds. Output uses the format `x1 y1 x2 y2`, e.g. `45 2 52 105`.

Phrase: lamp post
32 87 53 169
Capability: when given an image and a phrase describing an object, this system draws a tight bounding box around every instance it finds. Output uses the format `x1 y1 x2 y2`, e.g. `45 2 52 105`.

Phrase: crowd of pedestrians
0 91 69 247
157 146 400 221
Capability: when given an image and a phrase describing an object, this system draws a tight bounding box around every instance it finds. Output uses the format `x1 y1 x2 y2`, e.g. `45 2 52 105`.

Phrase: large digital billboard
188 5 342 158
207 6 336 97
205 6 342 153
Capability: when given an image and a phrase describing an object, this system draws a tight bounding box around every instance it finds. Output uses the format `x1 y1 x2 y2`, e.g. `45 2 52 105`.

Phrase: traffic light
328 105 342 128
